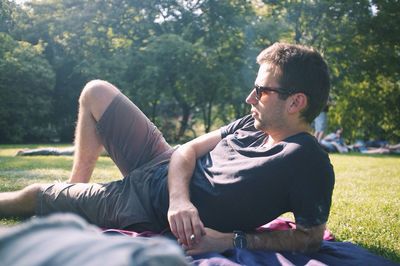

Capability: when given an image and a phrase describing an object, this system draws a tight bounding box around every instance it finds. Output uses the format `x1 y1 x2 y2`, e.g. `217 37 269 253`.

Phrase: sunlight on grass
0 147 399 262
0 169 69 185
328 154 400 262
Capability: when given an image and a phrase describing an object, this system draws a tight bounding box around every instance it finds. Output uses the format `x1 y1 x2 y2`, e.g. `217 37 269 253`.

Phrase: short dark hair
257 43 330 123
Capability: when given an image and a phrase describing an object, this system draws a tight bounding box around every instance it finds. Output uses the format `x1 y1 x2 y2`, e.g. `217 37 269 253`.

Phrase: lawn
0 145 399 263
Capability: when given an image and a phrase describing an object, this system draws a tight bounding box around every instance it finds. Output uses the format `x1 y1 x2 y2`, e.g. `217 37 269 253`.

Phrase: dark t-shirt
150 115 334 232
189 115 335 232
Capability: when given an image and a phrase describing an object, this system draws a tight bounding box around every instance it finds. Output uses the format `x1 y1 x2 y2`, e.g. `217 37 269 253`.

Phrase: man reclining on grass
0 42 334 255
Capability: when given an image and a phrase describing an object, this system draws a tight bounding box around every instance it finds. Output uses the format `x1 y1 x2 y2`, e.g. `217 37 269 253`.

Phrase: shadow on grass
359 243 400 264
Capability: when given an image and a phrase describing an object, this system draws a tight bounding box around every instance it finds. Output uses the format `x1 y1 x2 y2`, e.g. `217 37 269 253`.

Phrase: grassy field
0 144 399 263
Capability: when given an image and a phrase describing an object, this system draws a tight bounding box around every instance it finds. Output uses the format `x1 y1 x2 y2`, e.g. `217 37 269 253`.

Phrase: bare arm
184 224 325 255
167 130 222 248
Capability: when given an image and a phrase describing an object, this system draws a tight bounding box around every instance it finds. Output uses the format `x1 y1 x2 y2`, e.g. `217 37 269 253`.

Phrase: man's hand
168 199 205 248
182 228 232 256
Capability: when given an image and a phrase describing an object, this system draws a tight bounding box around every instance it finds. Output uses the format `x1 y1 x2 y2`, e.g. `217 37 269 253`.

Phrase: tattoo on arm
247 223 325 252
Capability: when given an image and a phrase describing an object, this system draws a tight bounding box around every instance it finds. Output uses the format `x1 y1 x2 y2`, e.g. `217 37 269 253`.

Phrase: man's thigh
96 93 173 176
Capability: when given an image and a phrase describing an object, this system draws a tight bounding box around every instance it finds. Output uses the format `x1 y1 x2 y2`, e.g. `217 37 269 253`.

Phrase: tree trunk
176 105 191 141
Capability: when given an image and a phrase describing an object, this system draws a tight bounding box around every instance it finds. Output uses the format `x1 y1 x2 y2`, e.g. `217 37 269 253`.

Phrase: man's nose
246 89 258 105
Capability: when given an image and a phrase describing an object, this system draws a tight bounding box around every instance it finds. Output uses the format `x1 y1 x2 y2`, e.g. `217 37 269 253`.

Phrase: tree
0 0 16 33
3 0 397 143
332 0 400 142
128 34 209 141
15 0 154 141
0 32 55 143
172 0 256 131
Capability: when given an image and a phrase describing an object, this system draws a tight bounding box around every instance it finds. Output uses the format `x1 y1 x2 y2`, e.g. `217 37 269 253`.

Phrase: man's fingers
185 211 206 246
169 219 178 238
185 249 196 256
167 202 204 247
184 245 202 256
175 218 188 245
170 214 192 246
168 211 186 242
177 238 183 245
183 217 194 247
191 217 205 243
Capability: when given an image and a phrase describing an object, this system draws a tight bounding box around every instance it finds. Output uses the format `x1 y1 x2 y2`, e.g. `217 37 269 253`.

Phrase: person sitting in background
313 96 332 142
320 128 349 153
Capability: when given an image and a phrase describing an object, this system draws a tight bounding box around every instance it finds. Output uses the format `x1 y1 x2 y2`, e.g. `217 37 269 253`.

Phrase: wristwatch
233 230 247 249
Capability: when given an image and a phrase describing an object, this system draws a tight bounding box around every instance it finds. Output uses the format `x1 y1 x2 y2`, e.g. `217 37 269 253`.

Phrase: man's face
246 63 288 133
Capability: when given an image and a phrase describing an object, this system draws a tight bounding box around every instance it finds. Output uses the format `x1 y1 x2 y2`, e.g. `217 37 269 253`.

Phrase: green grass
327 153 400 263
0 145 399 263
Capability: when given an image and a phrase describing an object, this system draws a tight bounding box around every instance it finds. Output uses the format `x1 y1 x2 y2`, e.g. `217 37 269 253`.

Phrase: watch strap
233 230 247 249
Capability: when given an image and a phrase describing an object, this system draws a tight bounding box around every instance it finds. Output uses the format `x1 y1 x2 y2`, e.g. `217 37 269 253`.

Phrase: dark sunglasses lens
255 87 261 99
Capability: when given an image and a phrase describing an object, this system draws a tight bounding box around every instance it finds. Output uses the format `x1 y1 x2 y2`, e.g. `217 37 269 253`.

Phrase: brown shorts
96 93 173 176
37 93 174 231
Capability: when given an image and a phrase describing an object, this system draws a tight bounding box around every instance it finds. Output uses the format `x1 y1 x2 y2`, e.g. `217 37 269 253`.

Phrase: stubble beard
253 117 270 132
254 109 285 134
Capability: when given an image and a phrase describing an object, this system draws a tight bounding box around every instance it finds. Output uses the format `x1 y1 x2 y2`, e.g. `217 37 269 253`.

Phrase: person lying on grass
15 146 109 156
0 42 334 255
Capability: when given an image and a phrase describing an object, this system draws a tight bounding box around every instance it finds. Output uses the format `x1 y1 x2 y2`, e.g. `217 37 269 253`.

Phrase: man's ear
287 93 308 114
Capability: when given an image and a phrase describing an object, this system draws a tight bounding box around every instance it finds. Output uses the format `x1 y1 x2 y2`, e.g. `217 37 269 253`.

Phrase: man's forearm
167 144 206 247
168 145 196 202
184 225 325 256
246 225 324 252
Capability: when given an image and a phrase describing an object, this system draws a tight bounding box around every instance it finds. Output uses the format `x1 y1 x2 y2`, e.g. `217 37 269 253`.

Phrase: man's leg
0 184 45 217
1 80 172 223
315 131 324 142
0 80 118 217
69 80 120 183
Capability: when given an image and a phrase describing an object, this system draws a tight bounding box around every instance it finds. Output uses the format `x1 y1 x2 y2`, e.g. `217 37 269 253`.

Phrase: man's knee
79 80 121 120
79 80 120 106
0 184 45 218
22 183 44 200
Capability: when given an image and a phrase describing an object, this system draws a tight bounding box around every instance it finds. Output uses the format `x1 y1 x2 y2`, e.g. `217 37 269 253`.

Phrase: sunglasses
253 85 290 100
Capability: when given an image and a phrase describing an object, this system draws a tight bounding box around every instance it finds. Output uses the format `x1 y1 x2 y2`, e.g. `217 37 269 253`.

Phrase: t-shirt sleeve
220 115 254 138
289 150 335 228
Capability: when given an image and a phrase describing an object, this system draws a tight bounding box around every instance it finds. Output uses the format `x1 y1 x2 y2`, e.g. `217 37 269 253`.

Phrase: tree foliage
128 34 210 141
0 32 55 142
0 0 398 143
262 0 399 142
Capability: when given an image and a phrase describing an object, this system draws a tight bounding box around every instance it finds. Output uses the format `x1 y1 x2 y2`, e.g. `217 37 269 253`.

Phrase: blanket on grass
103 218 398 266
